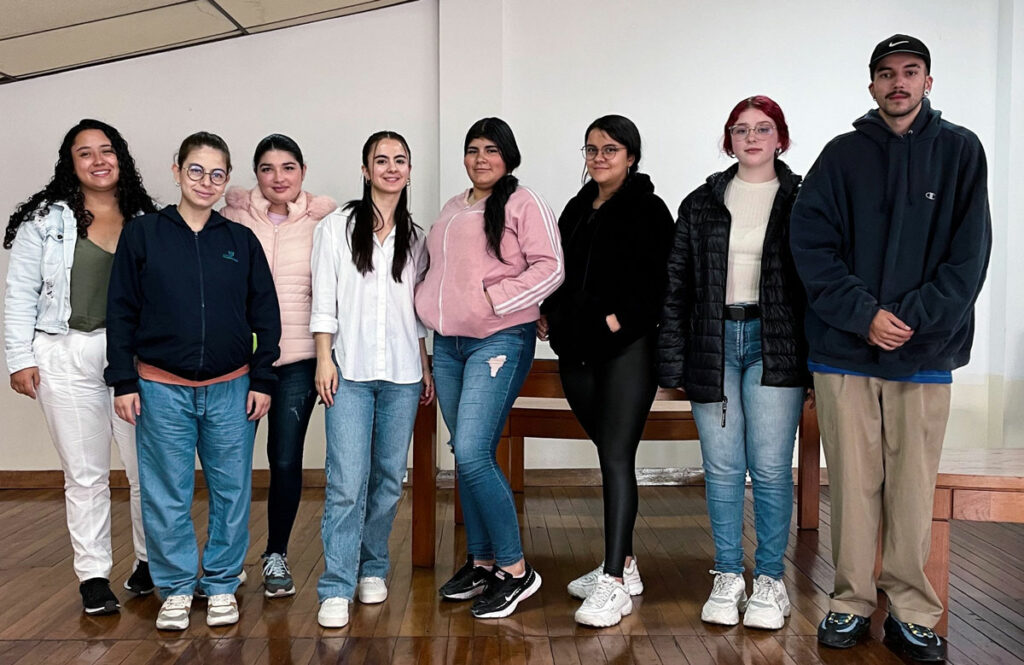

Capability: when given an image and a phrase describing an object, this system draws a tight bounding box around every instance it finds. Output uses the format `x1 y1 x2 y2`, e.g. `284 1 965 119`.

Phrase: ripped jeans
432 323 536 566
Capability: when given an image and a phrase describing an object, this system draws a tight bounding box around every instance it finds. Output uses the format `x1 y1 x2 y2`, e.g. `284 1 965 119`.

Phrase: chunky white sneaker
357 577 388 604
743 575 791 630
567 558 644 599
318 597 350 628
156 594 192 631
574 574 633 627
701 570 747 626
206 594 239 627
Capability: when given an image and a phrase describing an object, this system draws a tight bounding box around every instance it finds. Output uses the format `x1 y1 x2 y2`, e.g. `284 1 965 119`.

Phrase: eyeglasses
581 145 626 160
185 164 228 186
728 123 776 139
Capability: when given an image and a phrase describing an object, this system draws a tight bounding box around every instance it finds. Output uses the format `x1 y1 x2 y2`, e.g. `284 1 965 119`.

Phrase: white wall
2 0 1020 472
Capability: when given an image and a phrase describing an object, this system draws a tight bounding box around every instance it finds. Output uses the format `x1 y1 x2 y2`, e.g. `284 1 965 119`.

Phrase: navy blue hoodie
105 205 281 396
790 99 991 378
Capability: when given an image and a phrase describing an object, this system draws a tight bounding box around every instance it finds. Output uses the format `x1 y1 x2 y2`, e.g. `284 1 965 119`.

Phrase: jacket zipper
194 231 207 376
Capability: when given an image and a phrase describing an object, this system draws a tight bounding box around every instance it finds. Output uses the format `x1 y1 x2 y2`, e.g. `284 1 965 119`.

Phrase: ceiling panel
0 0 417 83
244 0 411 33
0 0 178 40
0 1 238 77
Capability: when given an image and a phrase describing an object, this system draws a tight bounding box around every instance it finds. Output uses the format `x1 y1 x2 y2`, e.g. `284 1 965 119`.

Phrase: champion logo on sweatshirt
222 250 238 262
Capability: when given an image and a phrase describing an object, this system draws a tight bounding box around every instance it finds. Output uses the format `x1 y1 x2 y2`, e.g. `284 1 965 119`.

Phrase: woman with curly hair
3 118 157 615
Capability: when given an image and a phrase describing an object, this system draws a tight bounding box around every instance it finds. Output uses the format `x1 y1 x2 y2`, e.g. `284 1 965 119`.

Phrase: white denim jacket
4 202 79 374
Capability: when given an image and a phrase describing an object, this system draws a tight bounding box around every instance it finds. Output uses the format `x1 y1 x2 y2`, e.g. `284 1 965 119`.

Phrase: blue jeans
136 375 256 597
318 377 421 601
265 358 317 555
691 318 804 579
433 323 535 567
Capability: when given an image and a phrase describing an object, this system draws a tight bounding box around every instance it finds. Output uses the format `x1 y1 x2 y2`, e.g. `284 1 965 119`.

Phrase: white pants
34 329 147 581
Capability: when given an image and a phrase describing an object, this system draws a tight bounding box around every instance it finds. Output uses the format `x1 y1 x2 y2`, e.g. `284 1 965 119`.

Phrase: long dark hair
4 119 156 249
343 131 418 282
464 117 521 263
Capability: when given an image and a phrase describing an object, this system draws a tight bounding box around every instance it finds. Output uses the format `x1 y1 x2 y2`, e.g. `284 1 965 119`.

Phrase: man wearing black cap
790 34 991 662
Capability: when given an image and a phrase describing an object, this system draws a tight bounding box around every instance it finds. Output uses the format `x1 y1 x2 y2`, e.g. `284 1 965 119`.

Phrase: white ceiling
0 0 415 84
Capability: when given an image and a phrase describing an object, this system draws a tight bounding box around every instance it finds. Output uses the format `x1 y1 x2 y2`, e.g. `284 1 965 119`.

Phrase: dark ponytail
344 131 418 282
465 118 521 264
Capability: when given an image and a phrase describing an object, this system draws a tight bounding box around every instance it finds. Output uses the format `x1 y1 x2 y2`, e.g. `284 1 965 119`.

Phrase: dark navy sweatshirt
105 205 281 396
790 99 991 378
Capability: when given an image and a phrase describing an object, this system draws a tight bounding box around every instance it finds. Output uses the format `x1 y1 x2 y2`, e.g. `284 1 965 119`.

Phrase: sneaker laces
709 569 738 595
585 576 617 607
263 553 289 577
750 576 777 604
163 595 190 611
905 622 936 639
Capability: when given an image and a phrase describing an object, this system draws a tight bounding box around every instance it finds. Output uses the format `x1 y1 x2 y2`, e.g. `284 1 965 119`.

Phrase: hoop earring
924 89 930 97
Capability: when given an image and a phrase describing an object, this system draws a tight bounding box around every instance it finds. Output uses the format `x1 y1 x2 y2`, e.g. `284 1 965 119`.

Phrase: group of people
3 34 990 663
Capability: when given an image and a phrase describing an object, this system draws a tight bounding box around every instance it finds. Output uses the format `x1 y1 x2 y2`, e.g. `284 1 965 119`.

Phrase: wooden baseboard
0 466 830 490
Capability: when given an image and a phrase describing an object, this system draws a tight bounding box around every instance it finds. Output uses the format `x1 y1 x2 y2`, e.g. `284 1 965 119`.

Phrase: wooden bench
898 449 1024 635
411 358 821 567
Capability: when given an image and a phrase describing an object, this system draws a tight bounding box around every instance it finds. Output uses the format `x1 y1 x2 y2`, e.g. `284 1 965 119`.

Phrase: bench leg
412 402 437 568
797 400 821 530
510 435 525 493
926 519 950 636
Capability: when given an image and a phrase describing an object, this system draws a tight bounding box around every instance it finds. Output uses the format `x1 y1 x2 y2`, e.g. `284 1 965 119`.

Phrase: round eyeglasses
728 123 776 139
185 164 228 186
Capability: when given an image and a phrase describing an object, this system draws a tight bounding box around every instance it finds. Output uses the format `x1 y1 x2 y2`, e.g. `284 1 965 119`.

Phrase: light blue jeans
432 323 535 567
136 375 255 598
691 318 804 580
318 377 421 601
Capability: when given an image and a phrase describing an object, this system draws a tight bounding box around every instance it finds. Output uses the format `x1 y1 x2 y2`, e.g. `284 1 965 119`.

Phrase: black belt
724 304 760 321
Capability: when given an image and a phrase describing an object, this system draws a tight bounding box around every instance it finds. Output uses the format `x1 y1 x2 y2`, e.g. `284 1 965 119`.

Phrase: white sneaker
567 558 644 599
357 577 388 604
742 575 791 630
206 594 239 627
318 597 350 628
156 594 192 631
574 574 633 627
701 570 747 626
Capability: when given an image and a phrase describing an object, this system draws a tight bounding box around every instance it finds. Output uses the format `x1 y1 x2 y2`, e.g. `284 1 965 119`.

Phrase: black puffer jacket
658 161 809 402
541 173 674 362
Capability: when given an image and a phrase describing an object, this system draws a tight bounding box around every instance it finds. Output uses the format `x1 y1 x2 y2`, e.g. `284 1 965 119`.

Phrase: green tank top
68 236 115 333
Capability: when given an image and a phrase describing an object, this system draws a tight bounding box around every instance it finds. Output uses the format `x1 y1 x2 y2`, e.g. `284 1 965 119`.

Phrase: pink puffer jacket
221 187 337 365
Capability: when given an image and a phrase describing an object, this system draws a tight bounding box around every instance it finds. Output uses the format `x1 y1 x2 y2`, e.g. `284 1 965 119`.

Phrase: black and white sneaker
439 556 495 601
470 563 542 619
80 577 120 615
124 560 155 595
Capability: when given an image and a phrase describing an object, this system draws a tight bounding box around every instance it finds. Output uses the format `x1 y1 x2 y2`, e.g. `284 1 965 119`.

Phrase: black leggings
559 334 658 578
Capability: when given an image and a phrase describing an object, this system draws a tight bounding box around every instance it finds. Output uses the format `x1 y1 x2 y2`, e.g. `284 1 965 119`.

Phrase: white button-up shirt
310 210 427 384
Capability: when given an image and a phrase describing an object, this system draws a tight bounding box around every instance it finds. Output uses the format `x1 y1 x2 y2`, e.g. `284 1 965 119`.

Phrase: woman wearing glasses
658 96 809 630
106 131 281 630
416 117 563 620
538 115 674 627
221 134 336 599
4 119 156 616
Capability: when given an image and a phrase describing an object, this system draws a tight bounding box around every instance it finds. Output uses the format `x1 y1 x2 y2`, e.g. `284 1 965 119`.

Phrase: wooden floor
0 484 1021 665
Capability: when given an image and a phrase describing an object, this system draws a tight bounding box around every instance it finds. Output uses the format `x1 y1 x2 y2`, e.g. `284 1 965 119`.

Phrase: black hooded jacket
790 100 991 378
541 173 674 362
657 160 809 403
105 205 281 396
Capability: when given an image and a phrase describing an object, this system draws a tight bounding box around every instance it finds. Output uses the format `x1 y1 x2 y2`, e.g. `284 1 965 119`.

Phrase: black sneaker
470 563 542 619
439 556 495 600
884 614 947 662
817 611 870 648
80 577 120 615
124 560 155 595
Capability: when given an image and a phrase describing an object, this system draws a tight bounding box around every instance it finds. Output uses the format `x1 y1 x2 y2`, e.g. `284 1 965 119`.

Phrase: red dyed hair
723 95 791 157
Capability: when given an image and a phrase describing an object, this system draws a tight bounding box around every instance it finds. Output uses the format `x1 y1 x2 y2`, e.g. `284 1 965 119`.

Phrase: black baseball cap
869 34 930 76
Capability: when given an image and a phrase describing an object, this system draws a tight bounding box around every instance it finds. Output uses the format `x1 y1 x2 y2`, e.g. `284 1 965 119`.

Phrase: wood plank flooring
0 484 1020 664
